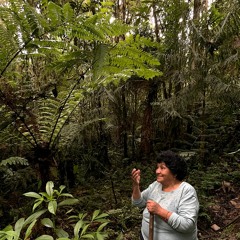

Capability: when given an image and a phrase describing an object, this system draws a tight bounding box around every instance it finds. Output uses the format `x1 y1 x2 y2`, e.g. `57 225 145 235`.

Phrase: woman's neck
162 180 182 192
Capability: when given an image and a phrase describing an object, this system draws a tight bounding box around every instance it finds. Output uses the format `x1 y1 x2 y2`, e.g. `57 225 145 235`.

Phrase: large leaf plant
0 0 161 184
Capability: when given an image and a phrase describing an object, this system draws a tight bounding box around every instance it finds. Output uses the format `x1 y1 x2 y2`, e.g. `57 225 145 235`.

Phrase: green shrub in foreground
0 181 110 240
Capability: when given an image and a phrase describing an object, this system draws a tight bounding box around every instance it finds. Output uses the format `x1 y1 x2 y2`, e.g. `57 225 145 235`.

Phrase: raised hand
131 168 141 185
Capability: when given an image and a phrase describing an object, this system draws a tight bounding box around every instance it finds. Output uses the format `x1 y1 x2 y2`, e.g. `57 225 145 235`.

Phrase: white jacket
132 181 199 240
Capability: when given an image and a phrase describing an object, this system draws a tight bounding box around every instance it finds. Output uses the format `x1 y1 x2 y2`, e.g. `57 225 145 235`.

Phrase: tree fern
0 0 164 184
90 34 162 86
0 157 29 166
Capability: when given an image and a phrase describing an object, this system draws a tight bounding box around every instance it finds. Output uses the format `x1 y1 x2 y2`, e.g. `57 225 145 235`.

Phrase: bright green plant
68 210 109 240
0 181 110 240
23 181 79 214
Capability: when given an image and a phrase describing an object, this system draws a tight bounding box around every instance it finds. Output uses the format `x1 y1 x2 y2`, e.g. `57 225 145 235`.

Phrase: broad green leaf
73 220 83 238
14 218 25 239
23 210 47 227
78 213 87 220
48 200 57 215
35 235 54 240
40 192 51 199
80 224 90 236
81 234 94 239
0 230 16 238
59 193 74 198
24 219 37 240
55 228 69 238
54 190 61 196
59 185 66 193
96 232 104 240
91 210 101 221
2 225 13 231
23 192 42 199
14 218 25 231
97 222 109 232
41 218 54 228
94 213 109 220
32 198 44 212
58 198 79 207
46 181 54 196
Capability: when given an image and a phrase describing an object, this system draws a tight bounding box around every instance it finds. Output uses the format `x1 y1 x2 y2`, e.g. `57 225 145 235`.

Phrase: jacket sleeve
131 182 157 208
168 185 199 233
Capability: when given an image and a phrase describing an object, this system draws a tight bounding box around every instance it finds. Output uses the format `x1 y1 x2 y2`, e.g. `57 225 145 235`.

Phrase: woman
131 150 199 240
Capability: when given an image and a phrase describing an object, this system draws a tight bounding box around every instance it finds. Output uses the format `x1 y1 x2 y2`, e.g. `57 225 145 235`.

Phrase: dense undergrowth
0 152 240 239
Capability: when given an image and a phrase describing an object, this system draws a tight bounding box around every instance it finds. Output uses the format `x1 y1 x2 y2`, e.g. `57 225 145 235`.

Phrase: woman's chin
157 178 163 183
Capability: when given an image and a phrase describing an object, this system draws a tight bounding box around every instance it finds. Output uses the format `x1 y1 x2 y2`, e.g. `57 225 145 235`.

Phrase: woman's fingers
132 168 141 183
132 168 140 177
147 200 160 213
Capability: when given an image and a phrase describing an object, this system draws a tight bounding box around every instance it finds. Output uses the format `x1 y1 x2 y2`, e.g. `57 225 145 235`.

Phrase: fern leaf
0 157 29 166
47 1 63 27
62 3 74 23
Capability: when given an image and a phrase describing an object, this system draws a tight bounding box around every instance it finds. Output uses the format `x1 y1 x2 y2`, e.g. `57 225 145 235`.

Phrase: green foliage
0 181 110 240
0 157 36 194
0 0 162 161
23 181 79 213
0 157 28 167
94 34 162 86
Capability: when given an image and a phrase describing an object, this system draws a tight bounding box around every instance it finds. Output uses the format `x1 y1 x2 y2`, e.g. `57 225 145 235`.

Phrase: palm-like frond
0 0 163 158
0 157 28 166
91 35 162 85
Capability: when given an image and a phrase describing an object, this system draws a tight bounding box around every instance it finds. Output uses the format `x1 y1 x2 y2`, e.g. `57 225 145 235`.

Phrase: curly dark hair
156 150 188 181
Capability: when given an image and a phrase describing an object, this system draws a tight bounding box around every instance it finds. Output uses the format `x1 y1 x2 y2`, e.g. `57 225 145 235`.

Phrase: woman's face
156 162 175 184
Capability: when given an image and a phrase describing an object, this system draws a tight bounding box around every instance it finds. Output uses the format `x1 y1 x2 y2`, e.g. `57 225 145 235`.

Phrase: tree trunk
140 80 158 159
121 85 129 158
97 94 111 168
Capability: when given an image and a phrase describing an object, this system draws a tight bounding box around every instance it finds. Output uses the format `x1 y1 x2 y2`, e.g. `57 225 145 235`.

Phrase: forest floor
116 185 240 240
74 171 240 240
196 185 240 240
3 159 240 240
120 184 240 240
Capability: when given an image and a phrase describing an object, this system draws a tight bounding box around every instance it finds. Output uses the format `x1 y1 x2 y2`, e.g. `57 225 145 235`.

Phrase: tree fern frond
50 89 85 145
47 1 63 27
36 98 60 141
62 2 74 23
22 3 42 36
0 9 19 70
50 49 89 71
92 43 109 81
99 18 131 37
0 157 29 166
72 23 105 41
92 35 162 85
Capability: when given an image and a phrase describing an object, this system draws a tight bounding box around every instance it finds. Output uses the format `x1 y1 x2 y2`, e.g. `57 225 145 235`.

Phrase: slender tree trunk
140 80 158 159
121 85 129 158
131 90 137 160
152 3 160 42
97 94 111 168
192 0 208 163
